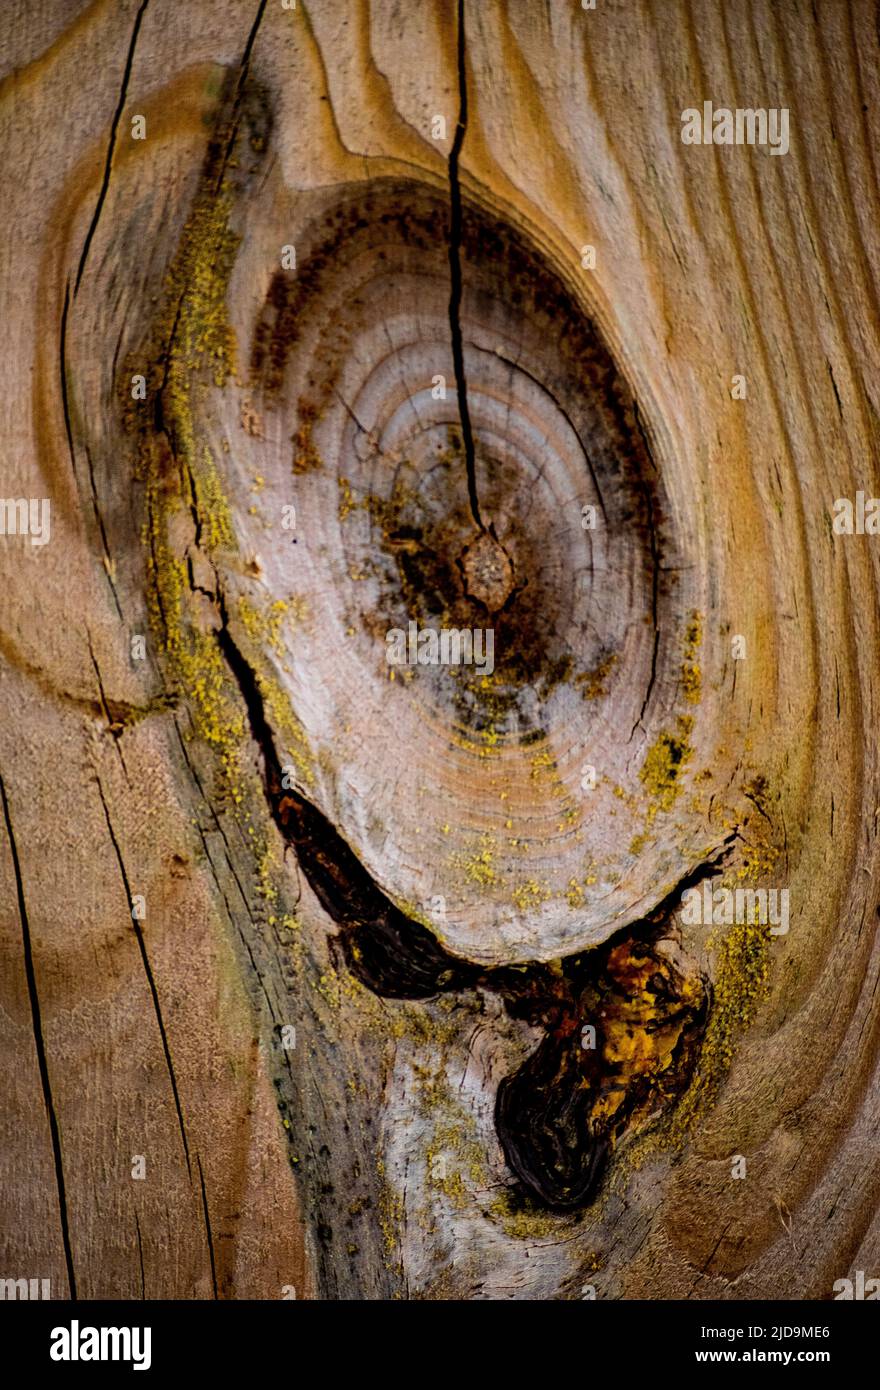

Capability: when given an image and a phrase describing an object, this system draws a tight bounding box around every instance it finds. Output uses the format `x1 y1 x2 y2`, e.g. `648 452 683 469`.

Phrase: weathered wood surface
1 0 879 1300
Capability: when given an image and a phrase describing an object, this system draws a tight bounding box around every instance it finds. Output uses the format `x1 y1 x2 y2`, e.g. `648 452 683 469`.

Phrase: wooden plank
1 0 878 1300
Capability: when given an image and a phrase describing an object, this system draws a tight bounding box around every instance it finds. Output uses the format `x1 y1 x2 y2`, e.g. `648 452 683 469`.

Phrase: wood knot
459 530 516 612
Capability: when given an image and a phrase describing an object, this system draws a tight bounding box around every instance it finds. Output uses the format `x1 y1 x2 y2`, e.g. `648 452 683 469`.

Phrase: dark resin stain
220 619 716 1211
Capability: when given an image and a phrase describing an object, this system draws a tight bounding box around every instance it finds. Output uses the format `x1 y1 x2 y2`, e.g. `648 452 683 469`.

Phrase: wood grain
1 0 878 1300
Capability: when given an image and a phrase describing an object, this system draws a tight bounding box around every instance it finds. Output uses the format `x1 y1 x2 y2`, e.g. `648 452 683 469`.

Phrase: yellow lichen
193 448 236 552
415 1070 489 1211
639 716 694 814
565 877 586 909
132 173 248 806
681 611 703 705
576 652 617 701
376 1158 405 1269
129 140 316 944
236 593 309 658
511 877 550 912
487 1191 579 1241
670 915 771 1142
337 476 357 521
451 833 499 890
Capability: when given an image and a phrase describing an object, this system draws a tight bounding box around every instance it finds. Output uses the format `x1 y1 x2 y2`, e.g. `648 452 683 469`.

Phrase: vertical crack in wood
447 0 484 534
60 279 126 621
74 0 151 296
0 772 79 1298
134 1210 146 1299
197 1153 219 1299
59 280 78 481
95 774 193 1180
630 401 661 738
216 0 270 186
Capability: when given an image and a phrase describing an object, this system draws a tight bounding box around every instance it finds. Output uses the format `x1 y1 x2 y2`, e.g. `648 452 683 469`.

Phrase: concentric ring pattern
230 178 711 963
